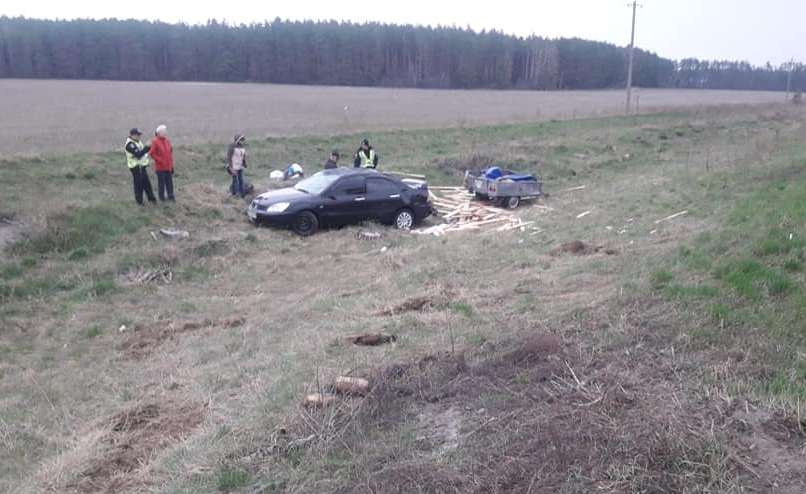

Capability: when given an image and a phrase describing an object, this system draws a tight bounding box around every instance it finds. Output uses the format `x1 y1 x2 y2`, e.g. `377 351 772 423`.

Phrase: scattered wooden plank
303 393 337 409
335 377 370 396
576 211 591 219
654 210 688 224
559 185 586 193
385 170 426 179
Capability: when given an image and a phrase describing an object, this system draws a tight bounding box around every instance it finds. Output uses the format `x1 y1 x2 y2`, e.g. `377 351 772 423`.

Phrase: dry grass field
0 79 788 155
1 101 806 493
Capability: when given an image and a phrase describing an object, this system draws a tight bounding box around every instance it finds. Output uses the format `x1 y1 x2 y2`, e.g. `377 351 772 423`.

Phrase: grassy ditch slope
1 104 806 493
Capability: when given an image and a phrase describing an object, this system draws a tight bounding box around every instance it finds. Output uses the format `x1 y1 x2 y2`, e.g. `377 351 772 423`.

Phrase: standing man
324 151 339 169
227 134 248 197
124 128 156 205
353 139 379 168
149 124 175 202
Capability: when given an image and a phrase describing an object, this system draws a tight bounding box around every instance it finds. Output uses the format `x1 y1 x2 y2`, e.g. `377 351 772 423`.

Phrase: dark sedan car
247 168 433 235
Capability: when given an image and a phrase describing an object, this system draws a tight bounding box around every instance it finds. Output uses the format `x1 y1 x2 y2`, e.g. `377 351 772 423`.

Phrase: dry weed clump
231 319 806 493
65 399 206 494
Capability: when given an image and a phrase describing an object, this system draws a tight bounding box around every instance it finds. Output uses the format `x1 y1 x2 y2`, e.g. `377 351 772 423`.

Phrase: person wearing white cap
149 124 175 202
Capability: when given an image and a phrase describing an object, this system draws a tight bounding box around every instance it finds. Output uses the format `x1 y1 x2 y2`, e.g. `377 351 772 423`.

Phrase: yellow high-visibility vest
358 149 376 168
125 137 150 169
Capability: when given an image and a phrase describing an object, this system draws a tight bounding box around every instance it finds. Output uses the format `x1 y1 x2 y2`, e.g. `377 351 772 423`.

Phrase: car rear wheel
292 211 319 236
394 208 414 230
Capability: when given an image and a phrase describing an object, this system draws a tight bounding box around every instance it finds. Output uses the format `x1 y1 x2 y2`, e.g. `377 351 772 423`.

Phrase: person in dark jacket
353 139 379 168
324 151 339 169
124 128 156 205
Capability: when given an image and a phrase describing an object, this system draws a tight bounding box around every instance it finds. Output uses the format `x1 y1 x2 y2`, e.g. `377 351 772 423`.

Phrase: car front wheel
292 211 319 236
394 208 414 230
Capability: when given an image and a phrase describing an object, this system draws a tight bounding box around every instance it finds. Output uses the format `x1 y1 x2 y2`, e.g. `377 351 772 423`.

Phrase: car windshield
294 173 340 195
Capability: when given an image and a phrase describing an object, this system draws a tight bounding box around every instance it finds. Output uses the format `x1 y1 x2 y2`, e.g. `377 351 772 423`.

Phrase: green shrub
709 303 732 323
449 301 475 318
1 263 24 280
650 270 674 289
91 278 117 297
85 326 102 338
217 468 249 491
67 248 90 261
784 259 802 273
714 259 793 299
664 284 719 299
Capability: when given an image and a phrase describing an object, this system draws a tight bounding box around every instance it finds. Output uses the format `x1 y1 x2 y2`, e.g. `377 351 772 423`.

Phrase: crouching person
124 128 156 205
283 163 304 181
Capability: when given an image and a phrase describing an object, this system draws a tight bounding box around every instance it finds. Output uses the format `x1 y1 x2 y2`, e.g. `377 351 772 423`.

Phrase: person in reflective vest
124 128 156 205
353 139 379 168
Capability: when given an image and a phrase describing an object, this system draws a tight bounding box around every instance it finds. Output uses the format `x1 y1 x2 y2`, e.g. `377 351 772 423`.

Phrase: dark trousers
156 171 175 201
230 169 244 197
130 166 156 205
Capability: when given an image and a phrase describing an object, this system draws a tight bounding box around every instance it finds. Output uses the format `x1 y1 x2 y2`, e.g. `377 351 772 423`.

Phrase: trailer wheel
506 196 520 209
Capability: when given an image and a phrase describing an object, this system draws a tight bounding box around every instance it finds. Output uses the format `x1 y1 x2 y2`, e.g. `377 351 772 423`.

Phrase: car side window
330 176 365 196
366 178 401 196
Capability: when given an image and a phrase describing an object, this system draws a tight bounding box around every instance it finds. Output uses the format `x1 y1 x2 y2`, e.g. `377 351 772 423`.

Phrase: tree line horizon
1 16 803 92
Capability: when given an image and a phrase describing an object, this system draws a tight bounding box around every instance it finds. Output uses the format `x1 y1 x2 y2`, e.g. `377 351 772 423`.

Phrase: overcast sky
2 0 802 66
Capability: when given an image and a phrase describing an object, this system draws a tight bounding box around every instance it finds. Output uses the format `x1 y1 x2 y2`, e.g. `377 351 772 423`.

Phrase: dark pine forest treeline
0 17 803 91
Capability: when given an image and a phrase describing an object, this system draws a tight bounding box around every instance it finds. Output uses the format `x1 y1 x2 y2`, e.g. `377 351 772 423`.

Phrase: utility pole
625 1 640 115
785 59 794 103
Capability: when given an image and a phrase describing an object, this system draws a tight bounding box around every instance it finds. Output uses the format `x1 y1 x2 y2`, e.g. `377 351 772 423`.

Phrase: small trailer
464 166 543 209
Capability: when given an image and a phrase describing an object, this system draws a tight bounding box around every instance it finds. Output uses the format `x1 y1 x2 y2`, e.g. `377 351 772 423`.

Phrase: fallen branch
576 210 591 219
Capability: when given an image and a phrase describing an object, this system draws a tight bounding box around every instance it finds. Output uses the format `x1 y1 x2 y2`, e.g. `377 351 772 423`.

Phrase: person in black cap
324 150 340 169
353 138 379 168
124 128 156 205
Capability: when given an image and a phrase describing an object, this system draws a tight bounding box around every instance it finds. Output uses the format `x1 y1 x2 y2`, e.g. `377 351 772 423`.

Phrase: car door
320 175 367 225
365 177 405 223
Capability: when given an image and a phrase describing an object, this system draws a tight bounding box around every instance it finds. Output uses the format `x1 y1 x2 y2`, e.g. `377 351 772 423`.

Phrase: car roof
322 168 399 181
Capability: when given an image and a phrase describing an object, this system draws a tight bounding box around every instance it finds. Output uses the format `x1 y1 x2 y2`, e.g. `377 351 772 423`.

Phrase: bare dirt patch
550 240 619 256
67 400 206 494
120 317 246 359
0 216 23 255
376 296 437 316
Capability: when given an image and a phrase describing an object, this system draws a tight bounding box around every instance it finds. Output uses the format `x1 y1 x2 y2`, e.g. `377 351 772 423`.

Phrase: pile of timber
413 186 533 236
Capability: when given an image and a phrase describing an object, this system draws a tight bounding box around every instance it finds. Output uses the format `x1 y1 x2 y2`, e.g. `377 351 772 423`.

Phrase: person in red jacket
149 124 175 202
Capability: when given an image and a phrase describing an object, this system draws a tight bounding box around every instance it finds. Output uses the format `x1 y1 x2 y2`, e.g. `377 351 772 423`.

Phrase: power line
625 1 641 115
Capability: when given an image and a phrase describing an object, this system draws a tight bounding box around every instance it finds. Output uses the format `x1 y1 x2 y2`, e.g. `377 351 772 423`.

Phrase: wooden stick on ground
559 185 586 193
654 210 688 224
